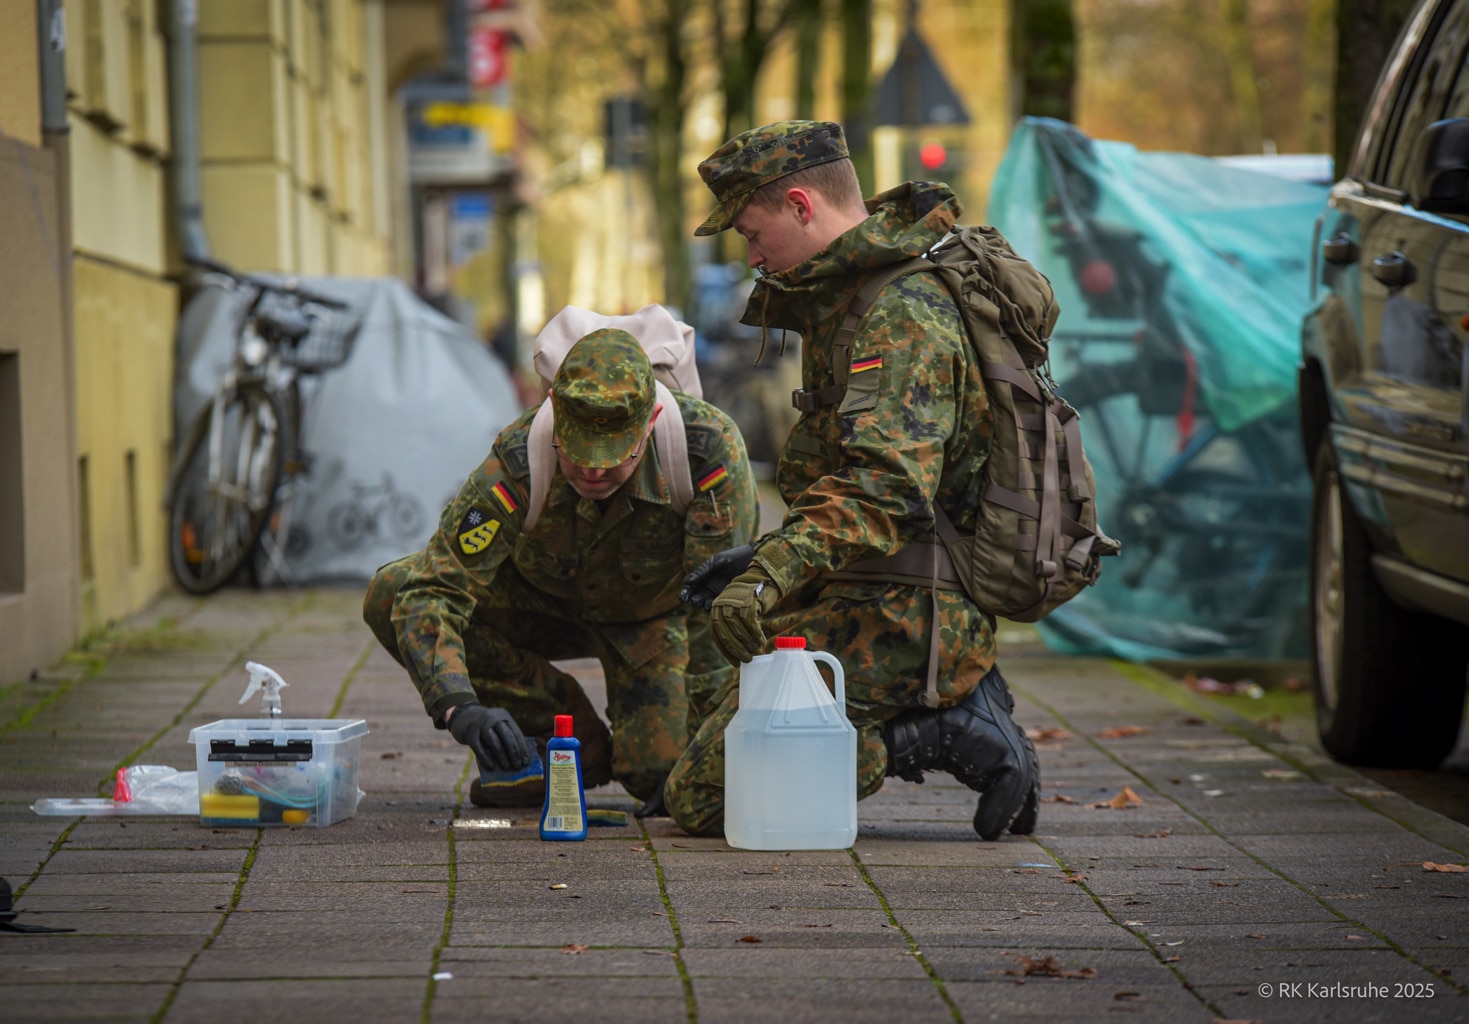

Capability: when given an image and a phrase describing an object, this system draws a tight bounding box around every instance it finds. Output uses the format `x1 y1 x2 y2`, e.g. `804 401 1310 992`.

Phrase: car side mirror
1409 118 1469 214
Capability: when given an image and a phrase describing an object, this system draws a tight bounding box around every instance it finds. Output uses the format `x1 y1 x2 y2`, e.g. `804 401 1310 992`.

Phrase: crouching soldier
364 313 759 812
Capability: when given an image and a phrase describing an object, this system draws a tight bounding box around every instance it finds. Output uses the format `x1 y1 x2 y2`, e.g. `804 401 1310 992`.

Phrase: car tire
1309 445 1468 768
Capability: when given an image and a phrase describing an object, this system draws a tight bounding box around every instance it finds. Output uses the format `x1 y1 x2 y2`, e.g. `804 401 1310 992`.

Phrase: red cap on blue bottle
774 636 807 649
554 714 573 737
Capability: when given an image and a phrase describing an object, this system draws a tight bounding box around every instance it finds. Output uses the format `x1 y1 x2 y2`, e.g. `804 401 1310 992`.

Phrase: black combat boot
883 667 1039 840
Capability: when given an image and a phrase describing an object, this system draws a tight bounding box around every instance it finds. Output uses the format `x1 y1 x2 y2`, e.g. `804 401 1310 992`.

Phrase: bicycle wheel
1054 360 1308 653
167 384 286 594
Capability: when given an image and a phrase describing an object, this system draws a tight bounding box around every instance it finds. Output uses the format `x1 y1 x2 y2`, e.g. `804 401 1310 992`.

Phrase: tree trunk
646 0 692 311
794 0 824 120
841 0 874 194
1010 0 1075 123
1334 0 1416 176
1300 0 1335 156
1219 0 1264 153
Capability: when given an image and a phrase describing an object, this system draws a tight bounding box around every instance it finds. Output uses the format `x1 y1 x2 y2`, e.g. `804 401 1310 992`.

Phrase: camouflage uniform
364 333 759 803
666 124 998 835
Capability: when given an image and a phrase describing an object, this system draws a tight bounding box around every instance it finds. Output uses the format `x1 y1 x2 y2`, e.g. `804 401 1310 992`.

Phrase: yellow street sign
421 102 515 151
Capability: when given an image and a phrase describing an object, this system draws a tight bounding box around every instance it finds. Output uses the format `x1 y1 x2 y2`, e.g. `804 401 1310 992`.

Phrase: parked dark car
1299 0 1469 769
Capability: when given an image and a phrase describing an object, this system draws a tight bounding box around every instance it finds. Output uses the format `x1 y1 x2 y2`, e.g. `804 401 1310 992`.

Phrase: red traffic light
919 142 948 170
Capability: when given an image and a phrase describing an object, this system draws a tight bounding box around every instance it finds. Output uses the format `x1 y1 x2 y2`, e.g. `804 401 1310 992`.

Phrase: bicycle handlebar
185 255 350 311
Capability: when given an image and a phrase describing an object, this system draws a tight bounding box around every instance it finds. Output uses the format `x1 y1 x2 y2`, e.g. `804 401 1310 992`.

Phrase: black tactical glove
680 544 756 611
447 704 531 774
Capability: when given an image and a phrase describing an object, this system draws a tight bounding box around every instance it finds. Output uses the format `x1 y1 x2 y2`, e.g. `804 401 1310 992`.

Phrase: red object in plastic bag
113 767 133 803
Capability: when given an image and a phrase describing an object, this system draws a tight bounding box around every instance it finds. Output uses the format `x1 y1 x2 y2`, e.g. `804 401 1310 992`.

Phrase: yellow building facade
3 0 411 684
0 0 80 686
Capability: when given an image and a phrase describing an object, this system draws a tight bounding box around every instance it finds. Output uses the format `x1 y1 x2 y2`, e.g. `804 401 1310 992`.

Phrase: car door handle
1370 251 1415 287
1321 234 1359 265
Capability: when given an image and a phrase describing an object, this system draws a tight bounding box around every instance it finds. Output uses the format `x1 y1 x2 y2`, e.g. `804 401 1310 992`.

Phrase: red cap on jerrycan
554 714 574 737
774 636 807 649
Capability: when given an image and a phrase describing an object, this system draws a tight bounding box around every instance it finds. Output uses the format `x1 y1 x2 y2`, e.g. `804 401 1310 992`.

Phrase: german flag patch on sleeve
457 507 501 555
850 355 883 374
696 464 728 492
490 481 518 514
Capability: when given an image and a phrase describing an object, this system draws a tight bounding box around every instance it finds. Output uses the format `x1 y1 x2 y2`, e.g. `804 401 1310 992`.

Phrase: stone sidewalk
1 585 1466 1023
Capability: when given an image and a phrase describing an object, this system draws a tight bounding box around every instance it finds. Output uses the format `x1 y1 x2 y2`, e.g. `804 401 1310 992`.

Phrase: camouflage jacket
390 391 758 715
741 181 993 597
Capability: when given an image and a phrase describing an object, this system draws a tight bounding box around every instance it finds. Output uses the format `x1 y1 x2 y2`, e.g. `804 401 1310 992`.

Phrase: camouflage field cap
550 328 656 468
695 120 849 236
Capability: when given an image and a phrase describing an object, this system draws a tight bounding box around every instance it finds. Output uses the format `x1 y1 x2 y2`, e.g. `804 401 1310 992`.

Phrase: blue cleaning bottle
539 714 587 841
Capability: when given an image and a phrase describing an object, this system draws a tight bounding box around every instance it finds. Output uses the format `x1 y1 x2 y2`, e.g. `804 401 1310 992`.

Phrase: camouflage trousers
364 555 692 802
663 579 998 837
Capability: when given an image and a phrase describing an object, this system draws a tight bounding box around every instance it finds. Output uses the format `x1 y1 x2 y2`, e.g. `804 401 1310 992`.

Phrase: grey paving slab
165 978 425 1024
691 977 951 1024
185 949 431 980
430 987 688 1024
946 978 1215 1023
0 981 172 1021
676 907 906 949
435 946 682 975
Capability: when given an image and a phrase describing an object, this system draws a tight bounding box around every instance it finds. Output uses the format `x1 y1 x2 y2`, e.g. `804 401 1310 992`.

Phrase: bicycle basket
255 291 363 373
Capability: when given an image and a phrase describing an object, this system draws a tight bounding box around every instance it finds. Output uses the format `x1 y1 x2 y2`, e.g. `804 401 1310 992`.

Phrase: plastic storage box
187 718 369 827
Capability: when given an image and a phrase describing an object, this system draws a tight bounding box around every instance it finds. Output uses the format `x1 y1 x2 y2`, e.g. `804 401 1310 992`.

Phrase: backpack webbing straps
791 257 931 413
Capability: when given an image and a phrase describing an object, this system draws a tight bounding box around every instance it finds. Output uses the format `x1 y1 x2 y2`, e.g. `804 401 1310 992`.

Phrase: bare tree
1011 0 1076 123
1334 0 1416 174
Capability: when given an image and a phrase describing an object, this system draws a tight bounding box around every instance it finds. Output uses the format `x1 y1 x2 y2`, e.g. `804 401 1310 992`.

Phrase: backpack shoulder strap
792 256 933 413
522 385 695 529
523 401 557 532
651 381 693 515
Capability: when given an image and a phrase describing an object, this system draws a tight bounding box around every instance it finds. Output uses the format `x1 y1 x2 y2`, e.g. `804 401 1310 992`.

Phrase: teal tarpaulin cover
986 118 1330 660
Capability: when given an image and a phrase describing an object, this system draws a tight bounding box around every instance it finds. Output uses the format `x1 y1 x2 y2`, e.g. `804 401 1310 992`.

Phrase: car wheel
1310 445 1468 768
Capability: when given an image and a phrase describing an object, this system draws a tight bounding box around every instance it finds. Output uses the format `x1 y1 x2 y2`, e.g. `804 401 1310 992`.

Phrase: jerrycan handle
810 651 845 710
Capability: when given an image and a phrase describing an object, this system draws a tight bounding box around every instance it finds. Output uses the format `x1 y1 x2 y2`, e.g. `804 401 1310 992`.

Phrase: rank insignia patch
697 465 728 492
457 507 501 555
491 481 518 514
850 355 883 374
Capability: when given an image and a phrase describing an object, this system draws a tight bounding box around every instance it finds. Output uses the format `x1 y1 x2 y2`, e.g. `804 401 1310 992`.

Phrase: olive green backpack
802 225 1120 624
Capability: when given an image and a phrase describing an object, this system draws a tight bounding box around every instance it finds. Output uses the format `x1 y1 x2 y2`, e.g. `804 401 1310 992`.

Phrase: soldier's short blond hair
747 157 863 213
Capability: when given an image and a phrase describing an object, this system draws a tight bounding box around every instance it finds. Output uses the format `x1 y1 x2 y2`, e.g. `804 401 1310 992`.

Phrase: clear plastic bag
31 765 200 817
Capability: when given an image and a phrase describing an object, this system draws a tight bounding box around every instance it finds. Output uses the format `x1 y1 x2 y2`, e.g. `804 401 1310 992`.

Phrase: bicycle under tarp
165 258 361 594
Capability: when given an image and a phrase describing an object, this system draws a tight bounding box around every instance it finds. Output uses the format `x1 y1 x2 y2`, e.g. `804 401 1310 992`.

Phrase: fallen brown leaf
1004 955 1097 979
1246 933 1268 939
1424 861 1469 873
1044 794 1076 804
1346 934 1366 941
560 944 589 955
1091 786 1144 809
1097 725 1149 739
1162 956 1180 963
380 751 401 759
737 935 762 943
1135 829 1172 839
1032 727 1071 742
1114 991 1143 1002
1209 882 1239 888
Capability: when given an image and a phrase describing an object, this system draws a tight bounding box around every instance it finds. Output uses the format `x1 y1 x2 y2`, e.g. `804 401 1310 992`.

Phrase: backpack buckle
792 389 820 413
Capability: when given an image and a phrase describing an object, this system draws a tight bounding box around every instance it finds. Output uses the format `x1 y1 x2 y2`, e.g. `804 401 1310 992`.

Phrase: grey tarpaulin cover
174 276 520 583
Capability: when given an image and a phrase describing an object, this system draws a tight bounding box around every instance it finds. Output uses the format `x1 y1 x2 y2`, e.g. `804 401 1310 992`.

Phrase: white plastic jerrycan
724 636 858 850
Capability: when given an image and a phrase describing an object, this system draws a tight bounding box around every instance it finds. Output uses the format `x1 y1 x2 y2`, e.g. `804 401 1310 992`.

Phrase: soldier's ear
784 187 814 225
